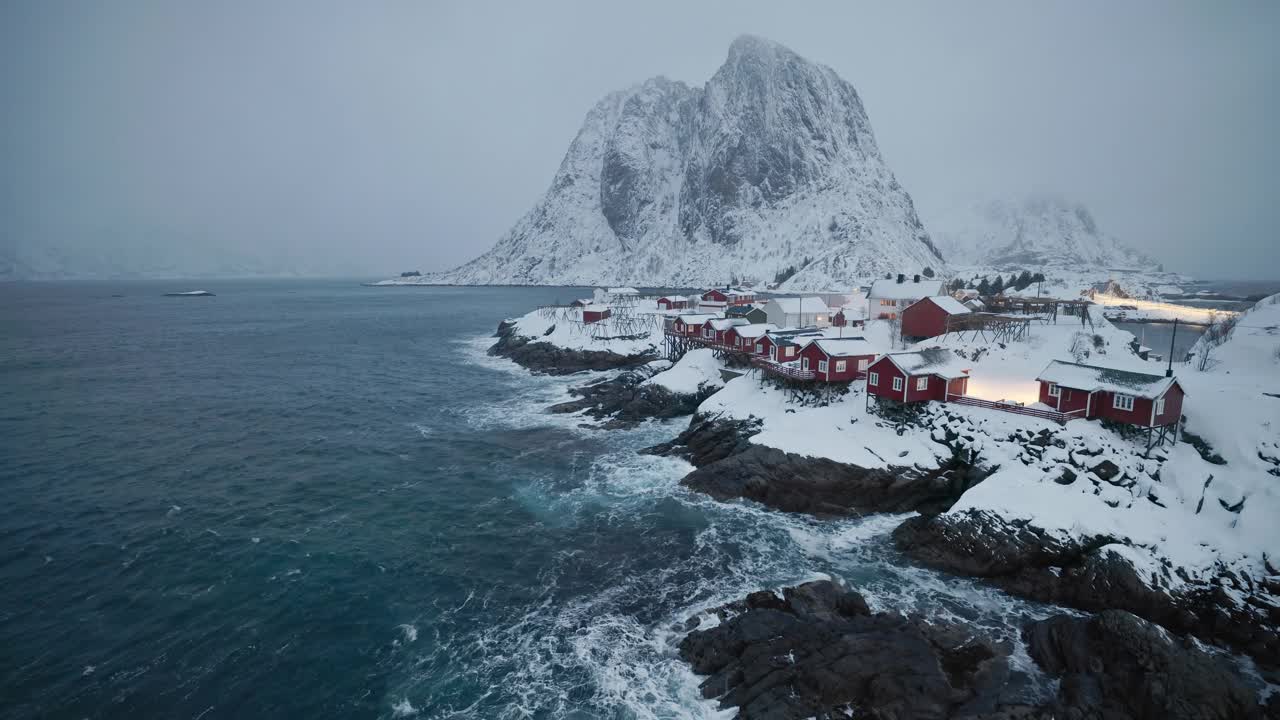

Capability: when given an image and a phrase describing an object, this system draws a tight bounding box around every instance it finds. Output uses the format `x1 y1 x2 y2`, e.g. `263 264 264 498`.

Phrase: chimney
913 274 920 283
896 273 905 284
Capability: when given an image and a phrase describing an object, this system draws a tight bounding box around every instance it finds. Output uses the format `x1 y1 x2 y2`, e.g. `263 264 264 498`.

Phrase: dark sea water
1 280 1053 719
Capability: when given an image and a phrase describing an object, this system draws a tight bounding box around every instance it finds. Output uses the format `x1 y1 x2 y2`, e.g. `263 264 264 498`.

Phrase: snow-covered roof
877 348 971 379
729 323 777 339
868 278 944 300
657 295 687 303
911 295 972 316
1036 360 1179 399
607 287 640 295
581 304 610 312
675 313 719 325
810 337 878 357
768 297 832 314
708 317 748 331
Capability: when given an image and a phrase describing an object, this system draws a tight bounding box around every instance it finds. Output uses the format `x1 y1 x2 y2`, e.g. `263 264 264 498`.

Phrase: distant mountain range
426 35 944 290
928 196 1156 271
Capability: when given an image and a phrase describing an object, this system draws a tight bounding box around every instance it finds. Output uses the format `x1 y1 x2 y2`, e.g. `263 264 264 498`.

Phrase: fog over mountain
930 196 1155 271
2 3 1277 280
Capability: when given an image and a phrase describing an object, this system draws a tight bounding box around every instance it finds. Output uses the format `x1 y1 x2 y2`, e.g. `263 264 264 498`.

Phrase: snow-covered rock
642 348 724 395
419 35 943 290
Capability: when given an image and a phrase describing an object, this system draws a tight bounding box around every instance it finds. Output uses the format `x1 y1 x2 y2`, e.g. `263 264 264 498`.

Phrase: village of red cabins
568 279 1185 446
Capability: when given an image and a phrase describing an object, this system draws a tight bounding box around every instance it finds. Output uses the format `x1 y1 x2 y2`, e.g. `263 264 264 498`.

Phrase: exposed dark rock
1025 610 1264 719
894 509 1280 668
646 413 975 516
677 580 1029 719
547 367 716 429
488 320 657 375
681 444 964 517
641 413 762 467
1090 458 1121 482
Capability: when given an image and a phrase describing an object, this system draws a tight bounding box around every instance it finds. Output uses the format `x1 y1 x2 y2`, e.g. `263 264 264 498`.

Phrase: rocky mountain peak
433 37 943 288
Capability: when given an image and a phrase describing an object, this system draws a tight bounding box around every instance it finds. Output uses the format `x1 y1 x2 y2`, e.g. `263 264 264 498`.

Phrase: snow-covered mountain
929 196 1155 271
429 35 943 290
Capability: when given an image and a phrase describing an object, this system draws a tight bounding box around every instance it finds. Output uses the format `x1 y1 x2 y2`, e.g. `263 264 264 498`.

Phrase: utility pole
1166 319 1178 377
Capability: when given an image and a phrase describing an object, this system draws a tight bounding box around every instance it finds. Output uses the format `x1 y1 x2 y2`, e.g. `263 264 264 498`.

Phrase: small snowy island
162 290 215 297
489 280 1280 717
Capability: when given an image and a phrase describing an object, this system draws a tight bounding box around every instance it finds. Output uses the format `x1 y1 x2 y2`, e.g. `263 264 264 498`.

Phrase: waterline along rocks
490 319 657 375
678 581 1266 719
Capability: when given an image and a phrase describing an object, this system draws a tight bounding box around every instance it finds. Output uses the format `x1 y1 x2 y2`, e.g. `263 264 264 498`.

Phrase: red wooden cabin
1035 361 1185 427
701 289 730 304
671 313 716 337
657 296 688 310
706 318 748 345
866 350 970 403
723 323 777 352
581 305 611 324
900 296 972 340
797 338 878 382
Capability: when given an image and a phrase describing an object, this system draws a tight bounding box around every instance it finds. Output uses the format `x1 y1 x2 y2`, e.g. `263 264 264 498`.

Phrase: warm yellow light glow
965 377 1043 405
1089 294 1232 323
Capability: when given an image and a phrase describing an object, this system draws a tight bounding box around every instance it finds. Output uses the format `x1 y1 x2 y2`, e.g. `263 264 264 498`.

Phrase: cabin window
868 371 879 386
857 358 869 371
916 377 929 391
756 343 763 353
1155 397 1165 415
1047 383 1061 398
1113 393 1135 411
892 376 904 392
785 347 795 358
835 360 846 373
735 337 742 346
802 357 810 370
818 360 828 372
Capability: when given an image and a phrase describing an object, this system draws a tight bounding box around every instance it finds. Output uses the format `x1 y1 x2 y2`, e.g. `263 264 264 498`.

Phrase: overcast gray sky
2 1 1277 279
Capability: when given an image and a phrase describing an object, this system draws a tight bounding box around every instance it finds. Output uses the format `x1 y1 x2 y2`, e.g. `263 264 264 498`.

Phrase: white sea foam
390 698 418 716
387 330 1063 717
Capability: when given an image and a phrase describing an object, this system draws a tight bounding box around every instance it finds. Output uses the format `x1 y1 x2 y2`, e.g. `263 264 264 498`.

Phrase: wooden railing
751 356 815 381
947 396 1071 423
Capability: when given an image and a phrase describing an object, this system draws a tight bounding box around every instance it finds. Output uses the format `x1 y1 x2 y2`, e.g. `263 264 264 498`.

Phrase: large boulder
641 413 762 467
1025 610 1263 719
678 580 1024 719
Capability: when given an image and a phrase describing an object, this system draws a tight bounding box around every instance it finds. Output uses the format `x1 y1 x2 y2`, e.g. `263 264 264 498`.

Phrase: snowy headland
485 283 1280 715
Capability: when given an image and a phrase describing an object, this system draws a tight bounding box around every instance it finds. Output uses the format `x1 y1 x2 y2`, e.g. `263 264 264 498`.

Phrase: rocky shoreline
548 367 716 429
647 412 1278 713
678 579 1266 719
893 509 1280 668
645 413 978 516
490 319 658 375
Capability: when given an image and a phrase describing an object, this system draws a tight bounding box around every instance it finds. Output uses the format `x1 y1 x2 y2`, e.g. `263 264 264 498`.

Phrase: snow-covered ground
643 349 724 395
506 298 666 356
